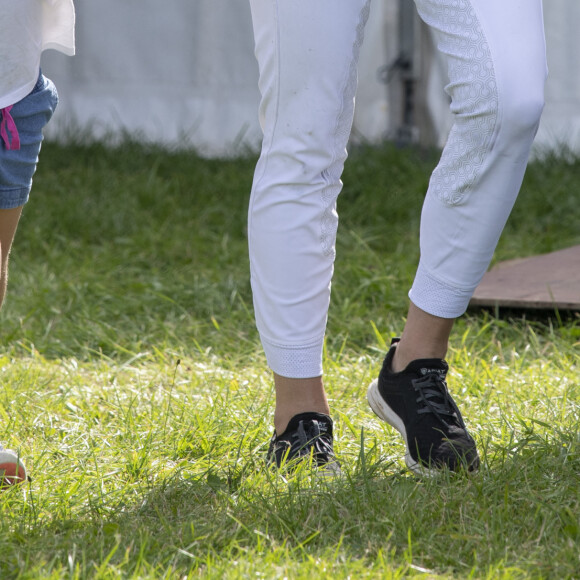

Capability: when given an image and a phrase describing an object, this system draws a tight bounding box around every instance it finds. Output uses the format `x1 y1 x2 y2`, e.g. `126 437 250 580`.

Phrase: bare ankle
273 373 330 435
391 302 454 371
391 338 448 373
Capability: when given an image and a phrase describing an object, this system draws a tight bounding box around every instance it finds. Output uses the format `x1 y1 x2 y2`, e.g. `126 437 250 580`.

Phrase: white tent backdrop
41 0 580 156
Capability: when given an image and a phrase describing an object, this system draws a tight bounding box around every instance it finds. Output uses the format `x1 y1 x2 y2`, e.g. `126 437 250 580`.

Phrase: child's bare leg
0 206 23 309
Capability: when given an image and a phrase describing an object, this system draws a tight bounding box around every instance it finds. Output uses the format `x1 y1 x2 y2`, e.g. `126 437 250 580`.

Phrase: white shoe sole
367 379 437 478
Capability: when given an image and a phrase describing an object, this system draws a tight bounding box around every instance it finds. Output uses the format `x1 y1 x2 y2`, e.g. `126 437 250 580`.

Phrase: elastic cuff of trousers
261 336 324 379
408 262 475 319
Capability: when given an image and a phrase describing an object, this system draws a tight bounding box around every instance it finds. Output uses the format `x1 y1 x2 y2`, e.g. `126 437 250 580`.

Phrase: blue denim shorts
0 72 58 209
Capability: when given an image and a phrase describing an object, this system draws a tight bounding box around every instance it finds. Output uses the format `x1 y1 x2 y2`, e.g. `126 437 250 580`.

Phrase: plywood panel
469 245 580 310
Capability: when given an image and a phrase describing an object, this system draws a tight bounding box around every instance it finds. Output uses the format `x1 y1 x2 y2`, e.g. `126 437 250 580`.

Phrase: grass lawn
0 141 578 578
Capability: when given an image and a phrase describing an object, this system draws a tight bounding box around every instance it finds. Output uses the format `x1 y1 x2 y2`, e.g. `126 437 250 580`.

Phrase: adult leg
369 0 547 475
396 0 547 370
249 0 371 435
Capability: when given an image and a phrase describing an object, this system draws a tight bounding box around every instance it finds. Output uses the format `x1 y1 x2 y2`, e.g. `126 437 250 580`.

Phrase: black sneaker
266 412 340 475
367 339 479 477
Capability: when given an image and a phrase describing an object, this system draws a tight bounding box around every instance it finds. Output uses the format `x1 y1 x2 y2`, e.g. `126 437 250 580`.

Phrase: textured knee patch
417 0 498 206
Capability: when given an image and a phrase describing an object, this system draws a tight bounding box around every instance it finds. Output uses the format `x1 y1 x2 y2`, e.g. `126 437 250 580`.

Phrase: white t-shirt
0 0 75 109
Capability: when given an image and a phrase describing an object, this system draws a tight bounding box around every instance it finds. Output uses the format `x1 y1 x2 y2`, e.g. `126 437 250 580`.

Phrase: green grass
0 140 579 578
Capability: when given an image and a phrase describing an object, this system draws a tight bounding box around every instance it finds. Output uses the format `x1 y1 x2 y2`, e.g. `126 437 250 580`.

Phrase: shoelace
412 373 464 428
291 419 332 456
1 106 20 150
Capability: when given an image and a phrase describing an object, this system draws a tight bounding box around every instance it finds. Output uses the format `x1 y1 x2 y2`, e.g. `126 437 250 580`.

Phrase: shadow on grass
5 435 579 577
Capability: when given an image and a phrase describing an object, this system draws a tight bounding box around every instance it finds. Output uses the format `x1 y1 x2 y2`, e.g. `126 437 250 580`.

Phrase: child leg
0 207 23 308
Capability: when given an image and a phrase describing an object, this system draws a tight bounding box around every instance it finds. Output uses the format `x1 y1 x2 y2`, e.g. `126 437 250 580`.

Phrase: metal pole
398 0 417 144
379 0 419 145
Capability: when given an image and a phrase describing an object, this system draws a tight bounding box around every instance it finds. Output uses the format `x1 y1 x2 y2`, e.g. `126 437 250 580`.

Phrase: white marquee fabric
41 0 580 156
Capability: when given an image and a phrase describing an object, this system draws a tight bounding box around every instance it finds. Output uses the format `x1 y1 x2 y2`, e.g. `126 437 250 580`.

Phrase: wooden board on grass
469 245 580 311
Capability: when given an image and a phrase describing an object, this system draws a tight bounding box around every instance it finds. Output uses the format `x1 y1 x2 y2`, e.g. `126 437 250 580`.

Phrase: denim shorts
0 72 59 209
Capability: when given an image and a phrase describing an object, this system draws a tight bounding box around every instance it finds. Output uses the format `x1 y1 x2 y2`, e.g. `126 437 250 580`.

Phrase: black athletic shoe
266 412 340 475
367 338 479 477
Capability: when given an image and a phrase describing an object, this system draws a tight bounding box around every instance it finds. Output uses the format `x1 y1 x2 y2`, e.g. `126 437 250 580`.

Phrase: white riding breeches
248 0 547 378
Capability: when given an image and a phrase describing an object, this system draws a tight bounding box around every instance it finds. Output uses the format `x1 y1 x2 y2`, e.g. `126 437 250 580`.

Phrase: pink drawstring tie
1 106 20 150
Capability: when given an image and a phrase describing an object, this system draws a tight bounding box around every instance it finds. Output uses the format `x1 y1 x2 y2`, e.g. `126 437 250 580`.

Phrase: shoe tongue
406 357 448 378
286 412 331 432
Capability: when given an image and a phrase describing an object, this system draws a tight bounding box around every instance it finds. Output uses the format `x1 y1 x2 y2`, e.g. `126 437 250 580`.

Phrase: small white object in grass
0 447 27 488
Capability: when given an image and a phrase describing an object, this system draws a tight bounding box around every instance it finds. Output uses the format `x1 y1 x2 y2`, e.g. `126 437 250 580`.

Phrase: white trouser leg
248 0 371 378
409 0 547 317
